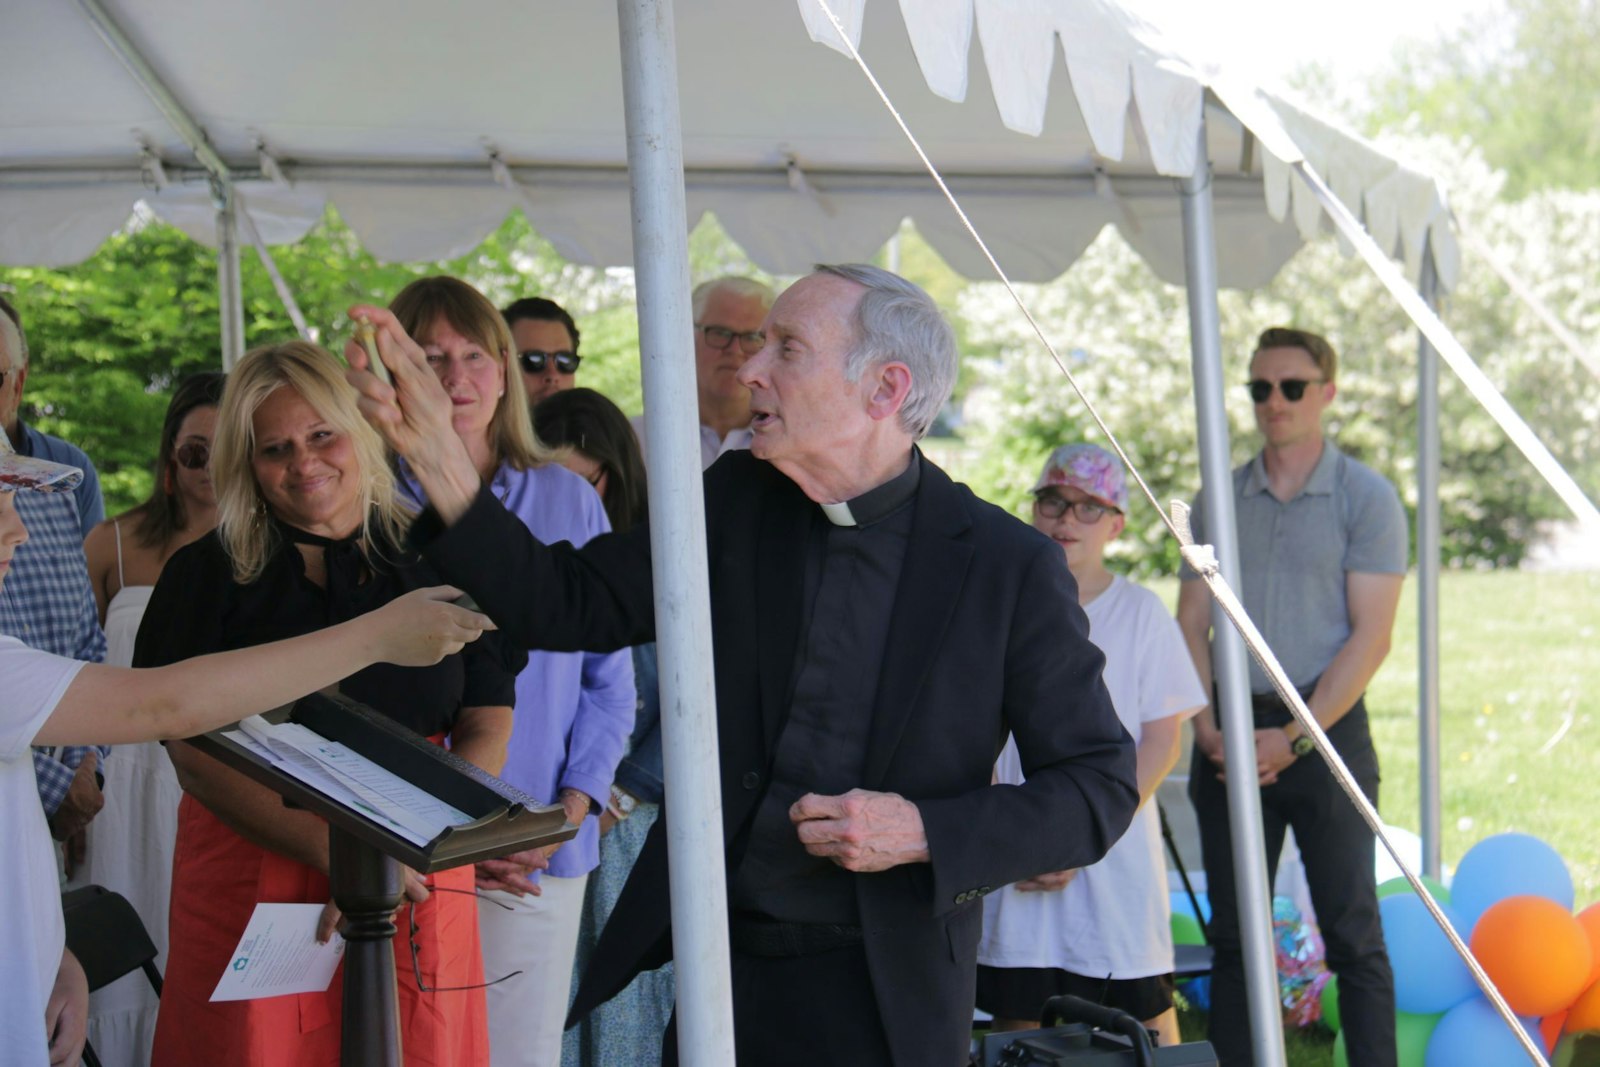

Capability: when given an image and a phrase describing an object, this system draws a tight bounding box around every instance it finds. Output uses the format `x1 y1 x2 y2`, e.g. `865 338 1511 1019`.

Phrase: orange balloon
1567 980 1600 1034
1471 895 1593 1016
1542 1010 1568 1053
1576 903 1600 986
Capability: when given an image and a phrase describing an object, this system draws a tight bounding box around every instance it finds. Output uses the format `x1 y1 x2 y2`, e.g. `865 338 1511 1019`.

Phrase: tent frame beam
74 0 248 367
0 162 1277 201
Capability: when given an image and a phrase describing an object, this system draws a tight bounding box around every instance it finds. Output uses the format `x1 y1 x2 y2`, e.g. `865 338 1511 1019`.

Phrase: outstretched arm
35 587 491 748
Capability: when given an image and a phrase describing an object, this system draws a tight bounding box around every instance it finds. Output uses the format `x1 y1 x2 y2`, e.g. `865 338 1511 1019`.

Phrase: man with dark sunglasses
1176 326 1407 1067
504 296 583 408
0 297 113 864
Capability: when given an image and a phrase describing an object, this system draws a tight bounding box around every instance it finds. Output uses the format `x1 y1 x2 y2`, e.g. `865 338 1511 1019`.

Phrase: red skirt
152 741 488 1066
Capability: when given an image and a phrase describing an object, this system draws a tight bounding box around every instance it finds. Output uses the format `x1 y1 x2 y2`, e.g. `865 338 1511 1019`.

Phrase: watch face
1292 735 1316 757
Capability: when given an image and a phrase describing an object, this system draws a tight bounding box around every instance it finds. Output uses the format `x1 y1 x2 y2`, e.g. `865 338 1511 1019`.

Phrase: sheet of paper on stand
224 715 475 846
209 903 345 1002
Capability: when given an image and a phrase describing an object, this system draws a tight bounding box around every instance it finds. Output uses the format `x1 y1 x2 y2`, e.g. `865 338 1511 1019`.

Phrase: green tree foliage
0 209 639 514
1366 0 1600 197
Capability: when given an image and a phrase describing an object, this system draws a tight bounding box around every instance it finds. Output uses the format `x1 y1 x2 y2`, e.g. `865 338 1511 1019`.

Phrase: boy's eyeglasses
1246 378 1323 404
409 886 523 993
519 350 581 375
1033 493 1118 524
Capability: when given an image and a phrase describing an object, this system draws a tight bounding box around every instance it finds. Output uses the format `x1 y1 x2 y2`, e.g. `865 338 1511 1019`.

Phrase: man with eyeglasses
1176 326 1407 1067
0 296 112 867
504 296 583 408
632 276 775 471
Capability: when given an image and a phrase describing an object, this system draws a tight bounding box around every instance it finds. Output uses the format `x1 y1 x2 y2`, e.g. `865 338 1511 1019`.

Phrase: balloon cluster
1321 833 1600 1066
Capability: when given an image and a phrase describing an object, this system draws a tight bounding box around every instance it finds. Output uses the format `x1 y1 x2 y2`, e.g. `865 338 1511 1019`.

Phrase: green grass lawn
1150 569 1600 901
1150 568 1600 1065
1367 569 1600 905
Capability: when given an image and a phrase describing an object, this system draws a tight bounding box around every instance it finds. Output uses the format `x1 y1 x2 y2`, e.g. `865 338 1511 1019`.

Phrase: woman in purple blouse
388 277 637 1067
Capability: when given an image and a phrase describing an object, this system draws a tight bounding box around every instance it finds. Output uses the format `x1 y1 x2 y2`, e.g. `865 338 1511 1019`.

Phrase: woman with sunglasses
135 343 520 1066
389 278 637 1067
77 370 225 1064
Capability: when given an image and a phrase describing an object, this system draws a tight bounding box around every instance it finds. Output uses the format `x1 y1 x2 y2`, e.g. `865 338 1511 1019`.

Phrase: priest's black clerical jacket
409 448 1136 1067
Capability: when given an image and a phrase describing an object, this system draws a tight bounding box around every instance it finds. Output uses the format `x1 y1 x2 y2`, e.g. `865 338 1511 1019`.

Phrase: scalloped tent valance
0 0 1454 290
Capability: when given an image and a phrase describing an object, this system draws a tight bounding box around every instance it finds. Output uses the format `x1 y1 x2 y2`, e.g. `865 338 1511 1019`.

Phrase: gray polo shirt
1183 441 1407 694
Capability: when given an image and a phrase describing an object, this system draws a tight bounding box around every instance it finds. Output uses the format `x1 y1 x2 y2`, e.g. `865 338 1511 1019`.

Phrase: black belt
1250 682 1318 728
729 915 864 957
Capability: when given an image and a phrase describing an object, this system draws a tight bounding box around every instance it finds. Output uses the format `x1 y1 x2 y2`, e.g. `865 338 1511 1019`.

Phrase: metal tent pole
1416 242 1442 879
216 183 245 370
614 1 736 1064
1178 121 1288 1067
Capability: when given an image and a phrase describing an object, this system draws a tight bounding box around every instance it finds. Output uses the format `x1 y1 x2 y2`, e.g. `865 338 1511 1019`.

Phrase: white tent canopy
3 0 1455 290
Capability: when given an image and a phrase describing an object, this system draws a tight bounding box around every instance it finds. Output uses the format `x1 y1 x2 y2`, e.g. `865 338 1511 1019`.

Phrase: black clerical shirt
731 453 922 925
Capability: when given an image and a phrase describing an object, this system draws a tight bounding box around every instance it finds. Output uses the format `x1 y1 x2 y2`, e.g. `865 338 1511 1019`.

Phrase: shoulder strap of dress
113 518 126 588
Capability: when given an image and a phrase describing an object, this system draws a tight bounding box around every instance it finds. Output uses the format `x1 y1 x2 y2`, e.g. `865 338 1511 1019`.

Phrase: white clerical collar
820 501 856 527
816 452 922 529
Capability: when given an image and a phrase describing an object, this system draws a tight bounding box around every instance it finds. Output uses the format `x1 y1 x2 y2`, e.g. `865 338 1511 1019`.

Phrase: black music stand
189 691 576 1067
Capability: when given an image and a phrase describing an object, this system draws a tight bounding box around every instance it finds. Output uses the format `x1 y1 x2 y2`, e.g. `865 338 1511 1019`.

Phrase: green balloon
1323 975 1341 1033
1396 1010 1443 1067
1334 1010 1439 1067
1376 875 1451 903
1171 911 1206 947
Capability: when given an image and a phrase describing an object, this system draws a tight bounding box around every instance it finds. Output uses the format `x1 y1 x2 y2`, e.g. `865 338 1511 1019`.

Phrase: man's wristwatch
1284 727 1315 758
608 786 638 819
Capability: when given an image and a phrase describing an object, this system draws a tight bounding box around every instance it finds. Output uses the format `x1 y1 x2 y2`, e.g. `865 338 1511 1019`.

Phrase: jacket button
741 771 761 790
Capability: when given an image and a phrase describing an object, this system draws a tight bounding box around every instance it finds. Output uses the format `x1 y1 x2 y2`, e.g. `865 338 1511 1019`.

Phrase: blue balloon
1451 833 1573 931
1424 996 1540 1067
1381 895 1478 1015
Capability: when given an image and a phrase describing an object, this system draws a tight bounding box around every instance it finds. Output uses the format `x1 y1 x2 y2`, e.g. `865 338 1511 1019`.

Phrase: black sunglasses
174 441 210 471
1247 378 1323 404
697 324 765 354
408 887 522 993
519 350 581 375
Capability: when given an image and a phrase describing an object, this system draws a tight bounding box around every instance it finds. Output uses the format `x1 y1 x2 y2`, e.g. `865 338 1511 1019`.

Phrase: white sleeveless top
76 520 172 1067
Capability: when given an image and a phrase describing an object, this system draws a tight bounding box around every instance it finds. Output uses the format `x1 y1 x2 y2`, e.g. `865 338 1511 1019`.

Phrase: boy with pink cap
976 443 1205 1046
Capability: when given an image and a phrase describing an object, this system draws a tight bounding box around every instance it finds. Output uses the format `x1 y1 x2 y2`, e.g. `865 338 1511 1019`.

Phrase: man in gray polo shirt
1176 327 1407 1067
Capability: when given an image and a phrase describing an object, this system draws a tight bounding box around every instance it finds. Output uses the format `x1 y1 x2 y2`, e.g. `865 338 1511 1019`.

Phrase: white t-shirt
0 635 86 1066
978 576 1205 979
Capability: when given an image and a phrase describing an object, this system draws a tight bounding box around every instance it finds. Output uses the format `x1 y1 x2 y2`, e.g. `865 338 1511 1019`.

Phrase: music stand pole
329 825 403 1067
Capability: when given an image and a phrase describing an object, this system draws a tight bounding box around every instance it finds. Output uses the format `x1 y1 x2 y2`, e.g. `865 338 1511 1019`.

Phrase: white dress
70 522 177 1067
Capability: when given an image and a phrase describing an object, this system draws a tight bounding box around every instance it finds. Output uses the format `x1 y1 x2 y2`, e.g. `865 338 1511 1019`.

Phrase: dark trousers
1189 698 1395 1067
661 943 893 1067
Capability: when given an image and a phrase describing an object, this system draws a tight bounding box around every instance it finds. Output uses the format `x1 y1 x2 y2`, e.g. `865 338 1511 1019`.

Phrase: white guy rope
808 2 1552 1061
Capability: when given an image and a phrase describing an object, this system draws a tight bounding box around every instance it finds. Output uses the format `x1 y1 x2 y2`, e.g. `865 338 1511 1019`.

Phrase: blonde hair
389 276 561 472
213 341 411 584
